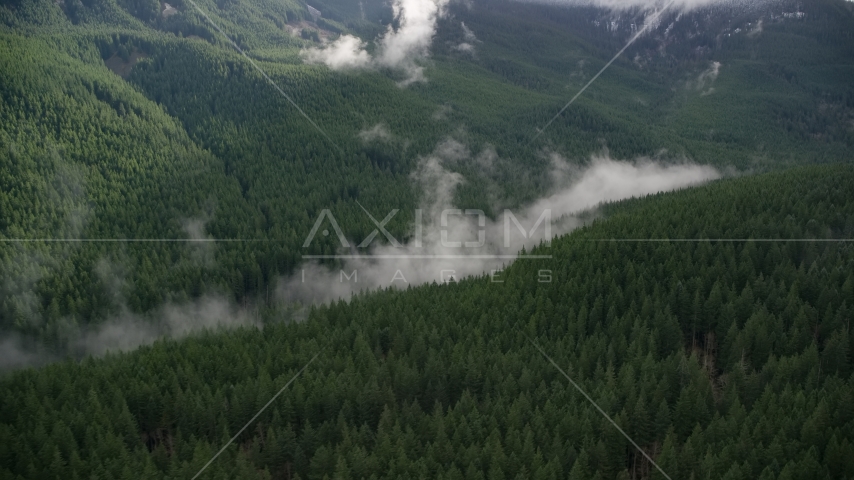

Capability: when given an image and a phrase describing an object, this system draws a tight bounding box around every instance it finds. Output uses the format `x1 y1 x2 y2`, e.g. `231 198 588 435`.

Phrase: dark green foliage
1 165 853 478
2 0 854 357
300 28 319 42
1 0 854 476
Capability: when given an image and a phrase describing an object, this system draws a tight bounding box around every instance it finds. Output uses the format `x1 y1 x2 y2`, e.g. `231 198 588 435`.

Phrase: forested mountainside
1 165 852 479
2 0 854 358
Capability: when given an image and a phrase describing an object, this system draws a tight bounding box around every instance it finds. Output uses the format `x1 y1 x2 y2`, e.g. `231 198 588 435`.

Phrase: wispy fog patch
528 153 720 218
453 42 476 54
358 123 394 143
695 61 721 96
0 294 260 372
747 19 763 37
432 104 453 121
0 147 90 330
569 59 588 81
1 249 49 330
473 144 499 173
302 34 372 70
73 295 257 357
461 21 478 42
378 0 450 84
181 216 216 266
453 21 480 54
181 217 210 241
72 257 259 356
302 0 450 85
0 335 54 371
179 198 217 267
1 211 253 371
277 142 721 303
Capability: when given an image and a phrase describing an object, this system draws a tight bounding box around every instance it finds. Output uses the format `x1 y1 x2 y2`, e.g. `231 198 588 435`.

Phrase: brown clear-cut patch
104 51 148 78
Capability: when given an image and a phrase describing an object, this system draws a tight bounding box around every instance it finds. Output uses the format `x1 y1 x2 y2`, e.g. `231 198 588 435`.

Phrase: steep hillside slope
1 164 852 479
1 0 853 358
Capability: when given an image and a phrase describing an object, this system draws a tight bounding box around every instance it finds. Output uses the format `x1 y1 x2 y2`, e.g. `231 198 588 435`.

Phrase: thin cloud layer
696 61 721 96
73 295 258 357
453 21 480 54
302 34 372 69
278 143 721 303
302 0 450 85
0 294 260 371
358 123 394 143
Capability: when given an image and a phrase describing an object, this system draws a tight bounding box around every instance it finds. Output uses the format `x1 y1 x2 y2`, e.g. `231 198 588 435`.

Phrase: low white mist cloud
67 257 260 357
432 104 453 121
278 142 721 303
72 295 257 357
358 123 394 143
302 34 372 70
181 216 217 266
0 148 91 330
1 295 260 371
461 21 478 42
453 21 480 54
747 19 763 37
0 335 53 371
696 60 721 96
377 0 449 69
302 0 450 85
527 153 719 217
1 249 50 330
453 42 476 54
181 217 210 241
0 212 253 371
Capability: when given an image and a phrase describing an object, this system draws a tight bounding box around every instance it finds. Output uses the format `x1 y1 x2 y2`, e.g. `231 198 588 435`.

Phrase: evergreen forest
1 0 853 477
